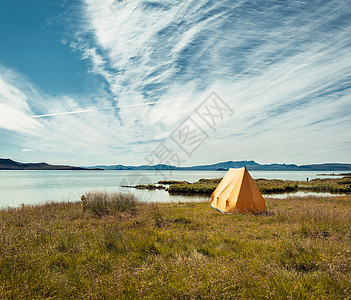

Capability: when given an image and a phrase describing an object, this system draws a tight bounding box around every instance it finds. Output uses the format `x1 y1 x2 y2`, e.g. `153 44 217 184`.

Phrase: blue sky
0 0 350 166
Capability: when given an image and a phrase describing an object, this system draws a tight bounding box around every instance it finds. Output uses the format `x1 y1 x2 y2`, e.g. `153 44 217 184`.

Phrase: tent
211 167 267 213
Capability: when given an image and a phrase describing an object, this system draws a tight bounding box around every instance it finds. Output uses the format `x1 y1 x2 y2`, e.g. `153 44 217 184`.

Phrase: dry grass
0 194 351 299
83 191 138 216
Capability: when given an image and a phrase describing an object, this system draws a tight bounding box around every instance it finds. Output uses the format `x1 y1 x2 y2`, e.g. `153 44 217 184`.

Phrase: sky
0 0 350 167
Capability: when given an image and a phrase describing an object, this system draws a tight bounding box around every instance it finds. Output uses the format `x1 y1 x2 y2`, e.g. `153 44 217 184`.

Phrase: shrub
84 191 138 216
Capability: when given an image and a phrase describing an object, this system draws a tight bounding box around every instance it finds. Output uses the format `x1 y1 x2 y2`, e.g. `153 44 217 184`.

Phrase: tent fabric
211 167 267 214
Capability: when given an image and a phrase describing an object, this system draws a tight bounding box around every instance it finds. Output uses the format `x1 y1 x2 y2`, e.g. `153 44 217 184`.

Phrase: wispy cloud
0 64 179 164
66 0 351 164
0 69 41 134
22 148 35 152
0 0 350 165
31 100 176 118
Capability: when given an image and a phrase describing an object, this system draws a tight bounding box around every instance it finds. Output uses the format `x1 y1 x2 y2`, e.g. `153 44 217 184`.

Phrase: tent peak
228 167 246 172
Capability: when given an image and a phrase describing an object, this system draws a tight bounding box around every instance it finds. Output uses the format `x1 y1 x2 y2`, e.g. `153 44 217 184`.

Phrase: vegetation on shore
134 184 166 190
121 184 166 190
299 177 351 193
1 193 351 299
157 180 190 185
317 172 351 176
167 176 351 195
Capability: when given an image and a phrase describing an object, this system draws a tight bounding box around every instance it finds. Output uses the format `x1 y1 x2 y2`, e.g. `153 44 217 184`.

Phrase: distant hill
2 158 350 171
92 164 178 171
0 158 102 170
90 160 351 171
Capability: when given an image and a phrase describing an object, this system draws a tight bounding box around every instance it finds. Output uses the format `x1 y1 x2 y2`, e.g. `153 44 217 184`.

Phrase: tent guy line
31 100 177 118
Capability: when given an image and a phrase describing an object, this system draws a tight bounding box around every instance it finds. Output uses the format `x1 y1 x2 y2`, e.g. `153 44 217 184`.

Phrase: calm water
0 170 347 208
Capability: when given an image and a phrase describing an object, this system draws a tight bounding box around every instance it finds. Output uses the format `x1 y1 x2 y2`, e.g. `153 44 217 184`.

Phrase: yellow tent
211 167 267 214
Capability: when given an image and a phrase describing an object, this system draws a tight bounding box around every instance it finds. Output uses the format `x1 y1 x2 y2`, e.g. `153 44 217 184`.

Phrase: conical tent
211 167 267 213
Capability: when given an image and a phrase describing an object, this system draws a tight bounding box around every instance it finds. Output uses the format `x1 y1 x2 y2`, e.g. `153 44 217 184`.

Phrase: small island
123 176 351 195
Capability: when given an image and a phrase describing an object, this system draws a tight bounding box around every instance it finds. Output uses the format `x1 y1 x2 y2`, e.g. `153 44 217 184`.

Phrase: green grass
1 194 351 299
299 177 351 193
168 183 217 194
167 177 351 195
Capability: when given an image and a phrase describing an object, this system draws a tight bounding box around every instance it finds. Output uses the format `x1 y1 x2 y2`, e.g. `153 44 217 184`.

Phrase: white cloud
0 71 41 134
1 0 351 165
22 148 35 152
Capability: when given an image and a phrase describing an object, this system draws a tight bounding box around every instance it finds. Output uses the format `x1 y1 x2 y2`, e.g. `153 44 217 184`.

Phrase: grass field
1 193 351 299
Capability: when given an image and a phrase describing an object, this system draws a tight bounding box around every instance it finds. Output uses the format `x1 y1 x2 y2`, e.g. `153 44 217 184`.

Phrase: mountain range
1 158 351 171
0 158 101 170
90 160 351 171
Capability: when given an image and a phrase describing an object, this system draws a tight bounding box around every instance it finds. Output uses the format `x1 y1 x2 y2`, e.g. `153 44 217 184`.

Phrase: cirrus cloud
0 0 350 165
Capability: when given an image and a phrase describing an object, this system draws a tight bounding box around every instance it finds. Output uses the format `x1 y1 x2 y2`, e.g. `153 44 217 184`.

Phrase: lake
0 170 347 208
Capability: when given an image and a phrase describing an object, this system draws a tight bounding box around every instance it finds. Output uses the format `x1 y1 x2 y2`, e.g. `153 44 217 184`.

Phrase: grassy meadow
1 192 351 299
